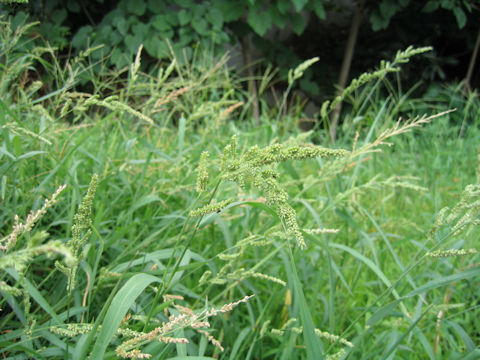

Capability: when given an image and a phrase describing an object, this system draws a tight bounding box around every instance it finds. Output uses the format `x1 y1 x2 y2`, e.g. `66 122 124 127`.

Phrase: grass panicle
114 295 254 359
55 174 98 291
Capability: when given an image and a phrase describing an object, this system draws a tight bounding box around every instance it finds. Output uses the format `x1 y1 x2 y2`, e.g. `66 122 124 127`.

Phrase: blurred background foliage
1 0 479 117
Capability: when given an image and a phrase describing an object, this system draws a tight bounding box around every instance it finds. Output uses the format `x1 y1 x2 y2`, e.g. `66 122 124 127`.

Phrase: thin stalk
142 178 223 331
330 0 364 141
276 82 295 123
463 24 480 94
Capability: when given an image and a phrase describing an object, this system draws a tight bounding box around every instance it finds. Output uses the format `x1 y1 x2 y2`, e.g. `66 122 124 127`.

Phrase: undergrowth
0 17 479 359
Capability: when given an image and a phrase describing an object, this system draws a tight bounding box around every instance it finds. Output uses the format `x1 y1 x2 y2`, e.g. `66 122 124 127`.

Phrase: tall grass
1 17 479 359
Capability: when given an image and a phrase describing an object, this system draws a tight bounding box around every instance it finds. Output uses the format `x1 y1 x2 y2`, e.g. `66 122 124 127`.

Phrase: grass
1 18 480 359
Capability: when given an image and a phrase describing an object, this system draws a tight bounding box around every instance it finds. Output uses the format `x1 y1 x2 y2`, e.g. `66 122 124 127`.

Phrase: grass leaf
90 273 162 359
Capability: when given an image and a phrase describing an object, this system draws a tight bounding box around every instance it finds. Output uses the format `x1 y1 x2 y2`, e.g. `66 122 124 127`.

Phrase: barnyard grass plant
0 16 479 359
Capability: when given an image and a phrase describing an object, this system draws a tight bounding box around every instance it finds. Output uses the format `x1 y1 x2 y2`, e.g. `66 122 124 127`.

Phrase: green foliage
369 0 473 30
1 19 479 359
2 0 477 100
0 0 329 69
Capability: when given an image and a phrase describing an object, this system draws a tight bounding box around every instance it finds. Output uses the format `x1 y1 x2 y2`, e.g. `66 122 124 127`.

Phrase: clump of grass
1 16 480 360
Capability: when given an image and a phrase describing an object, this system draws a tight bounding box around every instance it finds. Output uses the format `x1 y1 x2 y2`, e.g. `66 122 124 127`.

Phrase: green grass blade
446 320 476 352
229 327 251 360
285 246 324 360
329 243 408 315
406 266 480 297
90 273 162 360
382 306 432 359
177 115 186 160
5 269 62 324
349 100 388 188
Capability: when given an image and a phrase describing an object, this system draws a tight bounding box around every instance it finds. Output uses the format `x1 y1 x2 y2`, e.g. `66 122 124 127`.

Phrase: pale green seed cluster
113 294 254 358
429 184 480 240
198 270 212 285
196 151 209 193
429 303 464 314
2 122 52 145
200 233 286 287
269 318 354 350
260 320 271 337
202 255 284 286
217 137 348 248
71 174 98 255
236 234 274 247
248 272 286 286
315 329 354 348
189 198 234 217
50 323 144 339
327 349 347 360
0 185 75 336
304 228 339 235
217 251 242 261
0 241 72 275
394 45 433 64
56 174 98 291
0 280 22 296
335 175 427 205
1 184 66 251
288 57 319 85
322 46 432 120
247 143 349 167
83 95 154 125
426 248 478 258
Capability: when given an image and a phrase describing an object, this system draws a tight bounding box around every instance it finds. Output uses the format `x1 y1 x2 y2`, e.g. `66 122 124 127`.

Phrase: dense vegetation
1 15 480 360
2 0 479 97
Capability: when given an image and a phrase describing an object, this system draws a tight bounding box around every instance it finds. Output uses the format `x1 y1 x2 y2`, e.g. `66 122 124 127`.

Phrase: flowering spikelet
218 139 348 248
55 174 98 291
196 151 209 193
196 329 224 352
426 248 478 258
315 329 354 348
199 270 212 285
323 46 432 120
288 57 319 85
250 143 348 166
154 86 192 108
237 234 274 247
189 199 234 217
304 228 339 235
1 184 66 251
327 349 347 360
217 251 242 260
84 96 154 125
70 174 98 255
230 269 286 286
3 122 52 145
114 294 254 358
193 136 348 249
260 320 271 337
429 183 480 241
0 281 22 296
271 319 354 351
